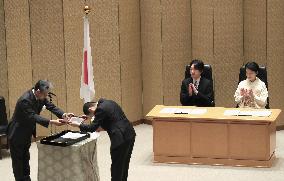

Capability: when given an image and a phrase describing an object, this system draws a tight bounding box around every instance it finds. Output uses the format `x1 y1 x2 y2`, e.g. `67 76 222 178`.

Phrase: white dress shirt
193 77 201 89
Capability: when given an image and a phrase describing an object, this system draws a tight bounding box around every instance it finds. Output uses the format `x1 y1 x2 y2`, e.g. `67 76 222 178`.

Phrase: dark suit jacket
80 98 136 150
180 77 214 107
7 89 64 144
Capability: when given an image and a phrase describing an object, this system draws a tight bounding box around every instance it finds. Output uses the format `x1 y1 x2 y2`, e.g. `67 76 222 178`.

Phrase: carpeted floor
1 124 284 181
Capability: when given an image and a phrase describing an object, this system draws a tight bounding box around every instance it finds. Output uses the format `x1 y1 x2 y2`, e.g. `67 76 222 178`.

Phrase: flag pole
82 3 93 123
81 2 95 104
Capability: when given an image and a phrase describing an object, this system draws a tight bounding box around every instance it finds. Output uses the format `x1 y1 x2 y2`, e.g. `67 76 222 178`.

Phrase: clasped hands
240 88 254 104
188 83 198 96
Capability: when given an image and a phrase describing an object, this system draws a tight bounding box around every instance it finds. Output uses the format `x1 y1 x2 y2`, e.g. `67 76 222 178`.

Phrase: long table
146 105 281 167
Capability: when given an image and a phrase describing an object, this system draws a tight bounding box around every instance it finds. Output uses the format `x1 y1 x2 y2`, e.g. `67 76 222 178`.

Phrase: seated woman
234 62 268 109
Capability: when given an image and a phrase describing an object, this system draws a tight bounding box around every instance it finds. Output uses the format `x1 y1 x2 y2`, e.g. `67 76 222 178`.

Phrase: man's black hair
83 102 97 115
190 59 204 72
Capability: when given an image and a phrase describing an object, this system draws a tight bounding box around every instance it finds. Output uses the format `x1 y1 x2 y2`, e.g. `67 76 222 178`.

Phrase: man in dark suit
180 59 214 107
69 99 136 181
7 80 73 181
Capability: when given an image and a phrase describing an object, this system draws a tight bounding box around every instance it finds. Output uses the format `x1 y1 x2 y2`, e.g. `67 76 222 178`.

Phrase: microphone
48 92 57 97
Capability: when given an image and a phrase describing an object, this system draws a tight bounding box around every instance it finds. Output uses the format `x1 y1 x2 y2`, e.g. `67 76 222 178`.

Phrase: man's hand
62 113 75 123
50 119 66 126
188 83 193 96
63 113 75 118
191 84 198 95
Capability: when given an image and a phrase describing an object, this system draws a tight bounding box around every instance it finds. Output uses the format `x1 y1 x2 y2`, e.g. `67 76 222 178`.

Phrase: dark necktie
194 81 198 90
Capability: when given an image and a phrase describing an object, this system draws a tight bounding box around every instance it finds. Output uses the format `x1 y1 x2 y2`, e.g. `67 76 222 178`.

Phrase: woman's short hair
245 61 259 74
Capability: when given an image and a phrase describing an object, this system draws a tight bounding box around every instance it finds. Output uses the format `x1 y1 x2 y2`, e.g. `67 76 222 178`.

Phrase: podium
147 105 281 167
37 133 100 181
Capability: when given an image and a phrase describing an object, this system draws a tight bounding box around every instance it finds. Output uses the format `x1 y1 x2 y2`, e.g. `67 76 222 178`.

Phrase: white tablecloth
37 132 100 181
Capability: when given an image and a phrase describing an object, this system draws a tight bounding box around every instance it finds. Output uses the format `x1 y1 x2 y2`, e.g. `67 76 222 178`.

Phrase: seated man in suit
234 62 268 109
7 80 74 181
69 99 136 181
180 59 214 106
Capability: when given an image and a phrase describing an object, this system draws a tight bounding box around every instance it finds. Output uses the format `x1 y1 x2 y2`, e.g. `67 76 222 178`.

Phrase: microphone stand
55 96 58 134
48 93 59 135
48 94 54 135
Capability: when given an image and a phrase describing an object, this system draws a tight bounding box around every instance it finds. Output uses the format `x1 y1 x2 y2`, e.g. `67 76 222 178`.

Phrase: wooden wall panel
213 0 243 107
244 0 267 65
161 0 191 106
191 0 214 64
119 0 142 122
267 0 284 125
0 0 9 116
4 0 33 116
89 0 121 104
30 0 67 135
63 0 86 117
141 0 163 116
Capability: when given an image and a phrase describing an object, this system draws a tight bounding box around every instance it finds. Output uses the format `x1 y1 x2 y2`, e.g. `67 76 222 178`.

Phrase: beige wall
141 0 192 115
0 0 8 115
1 0 142 136
1 0 284 136
141 0 284 125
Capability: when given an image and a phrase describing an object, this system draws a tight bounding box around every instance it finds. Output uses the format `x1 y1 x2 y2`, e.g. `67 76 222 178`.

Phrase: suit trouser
110 138 135 181
9 141 31 181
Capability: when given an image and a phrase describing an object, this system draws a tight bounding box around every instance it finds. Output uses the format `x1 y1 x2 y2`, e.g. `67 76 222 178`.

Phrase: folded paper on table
61 132 87 139
159 107 207 115
224 110 272 117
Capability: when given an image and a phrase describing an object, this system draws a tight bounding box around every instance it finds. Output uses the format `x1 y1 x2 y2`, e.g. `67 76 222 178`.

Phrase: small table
37 132 100 181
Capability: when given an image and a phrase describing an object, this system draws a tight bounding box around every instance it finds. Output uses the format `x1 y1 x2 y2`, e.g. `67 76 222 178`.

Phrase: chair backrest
239 66 269 109
0 96 8 126
184 64 215 106
185 64 213 81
